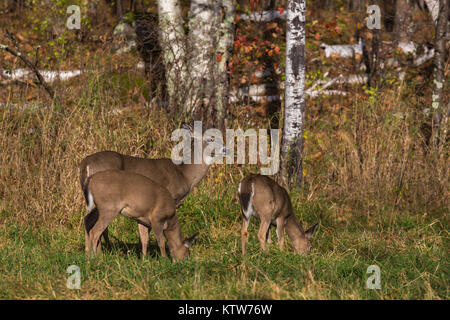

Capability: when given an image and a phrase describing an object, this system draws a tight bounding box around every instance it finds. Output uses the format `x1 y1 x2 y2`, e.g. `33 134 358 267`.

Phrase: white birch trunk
158 0 187 112
281 0 306 185
431 0 449 149
394 0 414 43
424 0 440 24
214 0 235 128
186 0 218 114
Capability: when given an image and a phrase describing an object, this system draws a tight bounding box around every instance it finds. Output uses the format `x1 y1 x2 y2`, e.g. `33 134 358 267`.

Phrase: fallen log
229 89 348 103
239 10 287 22
1 68 83 83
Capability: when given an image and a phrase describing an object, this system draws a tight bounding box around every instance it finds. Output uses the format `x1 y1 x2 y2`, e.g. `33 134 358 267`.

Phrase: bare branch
1 31 55 98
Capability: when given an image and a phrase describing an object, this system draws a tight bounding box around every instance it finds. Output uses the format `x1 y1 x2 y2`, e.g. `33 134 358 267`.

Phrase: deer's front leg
266 228 272 244
276 217 285 249
152 222 166 258
138 223 151 260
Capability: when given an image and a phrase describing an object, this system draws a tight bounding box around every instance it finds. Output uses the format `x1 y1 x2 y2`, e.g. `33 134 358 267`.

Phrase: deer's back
240 174 292 221
88 170 175 219
81 151 190 201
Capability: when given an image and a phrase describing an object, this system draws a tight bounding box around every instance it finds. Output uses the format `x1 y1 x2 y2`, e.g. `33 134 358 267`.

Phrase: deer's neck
178 162 211 190
164 214 184 253
284 200 307 249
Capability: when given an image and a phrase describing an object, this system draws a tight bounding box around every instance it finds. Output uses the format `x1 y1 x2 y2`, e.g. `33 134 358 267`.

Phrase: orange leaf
278 7 284 14
311 152 323 160
315 33 321 40
216 54 222 62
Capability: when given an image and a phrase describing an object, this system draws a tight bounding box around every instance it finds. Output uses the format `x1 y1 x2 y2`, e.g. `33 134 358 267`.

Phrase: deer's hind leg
275 216 286 249
241 216 251 255
257 218 271 251
84 207 99 256
101 228 111 249
266 227 272 244
88 208 117 257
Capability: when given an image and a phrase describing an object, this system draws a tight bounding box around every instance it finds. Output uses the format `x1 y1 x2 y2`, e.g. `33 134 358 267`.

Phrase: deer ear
183 233 199 248
182 123 193 134
305 223 318 239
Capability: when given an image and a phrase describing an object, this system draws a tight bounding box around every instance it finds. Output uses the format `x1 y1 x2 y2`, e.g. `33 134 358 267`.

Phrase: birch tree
280 0 306 186
214 0 236 130
187 0 219 115
158 0 188 112
431 0 449 149
424 0 440 24
187 0 235 128
394 0 414 43
157 0 235 125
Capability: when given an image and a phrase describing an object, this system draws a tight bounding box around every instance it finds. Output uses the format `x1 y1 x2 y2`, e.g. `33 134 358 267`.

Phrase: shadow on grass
77 236 162 259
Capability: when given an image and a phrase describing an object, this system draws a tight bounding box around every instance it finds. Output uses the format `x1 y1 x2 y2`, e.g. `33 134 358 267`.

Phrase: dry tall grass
0 63 448 231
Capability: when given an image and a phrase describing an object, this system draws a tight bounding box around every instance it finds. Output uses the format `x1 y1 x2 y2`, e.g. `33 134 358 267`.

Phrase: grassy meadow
0 3 448 299
0 81 448 299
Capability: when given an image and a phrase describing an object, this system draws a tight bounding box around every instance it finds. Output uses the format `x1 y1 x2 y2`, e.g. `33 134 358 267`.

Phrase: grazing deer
84 169 198 261
79 123 227 248
238 174 318 255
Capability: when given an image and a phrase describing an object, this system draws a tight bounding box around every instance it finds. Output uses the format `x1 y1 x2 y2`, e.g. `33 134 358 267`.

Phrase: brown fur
84 170 197 261
238 174 318 255
79 124 226 247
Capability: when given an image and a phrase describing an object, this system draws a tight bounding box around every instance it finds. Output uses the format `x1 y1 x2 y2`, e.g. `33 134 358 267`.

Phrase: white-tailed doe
238 174 318 255
84 169 198 261
79 123 226 248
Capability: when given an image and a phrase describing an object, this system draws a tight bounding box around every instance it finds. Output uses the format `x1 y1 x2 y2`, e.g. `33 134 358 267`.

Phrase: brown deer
238 174 318 255
79 123 227 249
84 169 198 261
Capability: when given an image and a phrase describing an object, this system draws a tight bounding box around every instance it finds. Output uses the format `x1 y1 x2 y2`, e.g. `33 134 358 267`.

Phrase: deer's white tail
238 182 255 220
83 182 95 212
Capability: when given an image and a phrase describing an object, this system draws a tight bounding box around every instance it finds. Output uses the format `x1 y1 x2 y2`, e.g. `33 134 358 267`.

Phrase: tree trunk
431 0 449 149
368 0 381 87
116 0 123 19
157 0 188 114
350 0 365 11
187 0 219 117
424 0 440 24
187 0 235 129
394 0 414 43
280 0 306 187
213 0 235 130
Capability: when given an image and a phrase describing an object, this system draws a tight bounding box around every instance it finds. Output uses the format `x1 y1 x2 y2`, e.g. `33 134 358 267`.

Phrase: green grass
0 2 448 300
0 185 447 299
0 87 447 299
